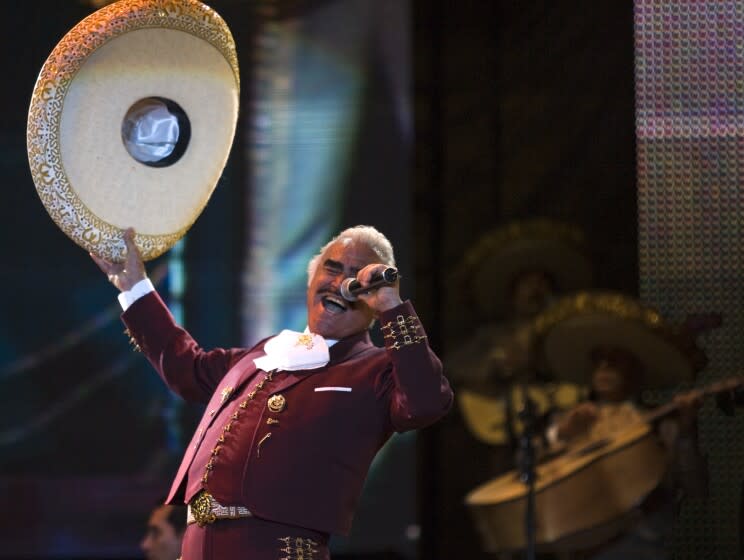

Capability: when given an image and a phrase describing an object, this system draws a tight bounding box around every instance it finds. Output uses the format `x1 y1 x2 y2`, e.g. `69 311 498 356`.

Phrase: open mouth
321 293 348 314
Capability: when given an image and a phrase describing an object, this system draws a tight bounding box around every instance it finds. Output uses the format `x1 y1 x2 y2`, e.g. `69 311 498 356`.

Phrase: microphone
340 267 398 302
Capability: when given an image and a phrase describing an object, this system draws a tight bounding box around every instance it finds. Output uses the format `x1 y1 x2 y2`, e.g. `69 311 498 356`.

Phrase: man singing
92 225 453 559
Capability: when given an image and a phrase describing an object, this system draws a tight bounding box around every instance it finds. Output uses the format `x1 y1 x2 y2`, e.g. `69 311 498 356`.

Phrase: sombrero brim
535 293 700 389
27 0 240 262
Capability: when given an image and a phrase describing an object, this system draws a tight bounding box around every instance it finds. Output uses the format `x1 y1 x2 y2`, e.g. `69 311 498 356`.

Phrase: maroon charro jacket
122 291 452 535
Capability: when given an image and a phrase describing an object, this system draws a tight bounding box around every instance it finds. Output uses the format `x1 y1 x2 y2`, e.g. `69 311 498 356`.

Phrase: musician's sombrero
27 0 239 262
532 292 707 389
456 219 593 318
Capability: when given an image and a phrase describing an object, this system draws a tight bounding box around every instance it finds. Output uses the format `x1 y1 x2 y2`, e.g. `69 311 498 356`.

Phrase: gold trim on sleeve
381 315 427 351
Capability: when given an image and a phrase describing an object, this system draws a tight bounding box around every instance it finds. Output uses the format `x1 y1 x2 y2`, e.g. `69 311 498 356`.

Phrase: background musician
540 298 709 560
446 219 593 472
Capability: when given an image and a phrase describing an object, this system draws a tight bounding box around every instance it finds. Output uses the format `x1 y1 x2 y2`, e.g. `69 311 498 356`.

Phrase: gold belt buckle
191 491 217 527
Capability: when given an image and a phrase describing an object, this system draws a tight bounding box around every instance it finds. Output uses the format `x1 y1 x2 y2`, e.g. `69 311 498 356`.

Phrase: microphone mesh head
339 278 358 302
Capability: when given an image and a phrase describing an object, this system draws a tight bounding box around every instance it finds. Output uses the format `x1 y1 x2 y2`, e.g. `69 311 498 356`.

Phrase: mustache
316 284 362 307
317 280 349 295
317 285 341 296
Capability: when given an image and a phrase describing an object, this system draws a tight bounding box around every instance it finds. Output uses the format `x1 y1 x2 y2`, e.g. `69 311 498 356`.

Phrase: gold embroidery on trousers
277 536 319 559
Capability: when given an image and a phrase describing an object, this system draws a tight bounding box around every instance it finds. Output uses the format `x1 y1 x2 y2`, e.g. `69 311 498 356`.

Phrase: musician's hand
556 402 598 440
673 391 703 435
90 227 147 292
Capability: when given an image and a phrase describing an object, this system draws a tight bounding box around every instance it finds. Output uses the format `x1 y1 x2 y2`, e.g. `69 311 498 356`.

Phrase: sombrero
531 291 707 389
27 0 240 262
456 219 593 318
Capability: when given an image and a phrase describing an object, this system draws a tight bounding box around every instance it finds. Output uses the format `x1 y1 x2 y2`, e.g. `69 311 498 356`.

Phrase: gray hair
307 225 396 285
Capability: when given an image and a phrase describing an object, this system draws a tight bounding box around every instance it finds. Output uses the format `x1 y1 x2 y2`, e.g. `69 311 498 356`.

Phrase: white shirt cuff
117 278 155 311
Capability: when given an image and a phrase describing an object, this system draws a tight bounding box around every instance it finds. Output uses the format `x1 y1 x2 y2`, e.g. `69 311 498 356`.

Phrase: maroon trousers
181 515 330 560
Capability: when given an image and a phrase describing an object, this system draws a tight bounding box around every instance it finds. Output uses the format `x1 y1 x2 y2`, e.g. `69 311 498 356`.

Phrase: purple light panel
636 1 744 557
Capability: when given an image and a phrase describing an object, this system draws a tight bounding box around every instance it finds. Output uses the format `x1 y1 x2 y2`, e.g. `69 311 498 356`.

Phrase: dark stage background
3 0 742 559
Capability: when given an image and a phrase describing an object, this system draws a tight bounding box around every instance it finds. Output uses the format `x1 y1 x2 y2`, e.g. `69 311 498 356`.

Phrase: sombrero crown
455 219 593 319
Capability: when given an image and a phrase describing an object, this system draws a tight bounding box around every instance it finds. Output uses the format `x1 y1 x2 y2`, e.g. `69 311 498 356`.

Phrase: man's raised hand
90 227 147 292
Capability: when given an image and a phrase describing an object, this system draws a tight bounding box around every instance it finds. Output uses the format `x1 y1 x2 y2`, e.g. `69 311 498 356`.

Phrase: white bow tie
253 330 331 372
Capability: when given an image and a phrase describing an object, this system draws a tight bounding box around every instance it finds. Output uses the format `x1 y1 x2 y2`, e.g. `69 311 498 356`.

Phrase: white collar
253 328 335 372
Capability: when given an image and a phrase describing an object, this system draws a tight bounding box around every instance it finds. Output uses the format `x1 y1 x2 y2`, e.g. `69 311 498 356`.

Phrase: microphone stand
501 326 541 560
517 377 538 560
